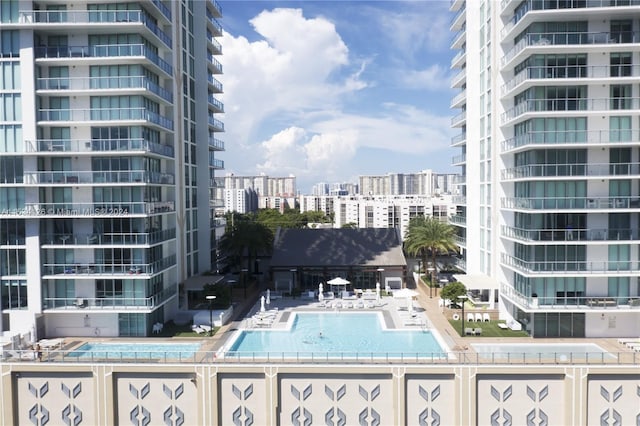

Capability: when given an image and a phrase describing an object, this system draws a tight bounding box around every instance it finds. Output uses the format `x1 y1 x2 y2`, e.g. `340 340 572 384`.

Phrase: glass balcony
502 64 640 95
209 157 224 169
451 111 466 127
208 0 223 17
151 0 172 21
207 95 224 112
208 137 225 151
502 162 640 179
35 44 173 77
501 98 640 124
207 74 223 93
449 214 467 225
450 49 466 69
451 132 466 146
24 170 175 185
43 287 175 310
451 68 466 88
502 225 640 243
501 130 640 152
450 89 466 108
501 253 640 274
38 108 174 131
453 235 466 247
41 229 176 246
207 54 223 74
503 31 640 67
37 76 172 103
24 138 174 157
42 255 176 276
501 196 640 210
206 11 223 35
208 116 224 131
452 153 466 165
21 201 175 217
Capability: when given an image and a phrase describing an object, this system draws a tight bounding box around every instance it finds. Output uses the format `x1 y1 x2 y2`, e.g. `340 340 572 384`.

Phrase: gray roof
270 228 406 268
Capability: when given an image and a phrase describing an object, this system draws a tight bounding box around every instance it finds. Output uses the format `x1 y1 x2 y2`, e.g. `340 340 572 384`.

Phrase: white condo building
451 0 640 337
0 0 224 337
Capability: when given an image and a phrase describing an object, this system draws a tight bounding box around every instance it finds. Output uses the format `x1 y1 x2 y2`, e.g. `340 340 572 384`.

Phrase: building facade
0 0 224 338
451 0 640 337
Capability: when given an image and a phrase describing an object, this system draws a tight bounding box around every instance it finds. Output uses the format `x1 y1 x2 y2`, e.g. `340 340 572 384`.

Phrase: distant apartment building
298 195 456 239
0 0 225 338
223 188 257 214
221 173 296 213
358 170 457 196
450 0 640 338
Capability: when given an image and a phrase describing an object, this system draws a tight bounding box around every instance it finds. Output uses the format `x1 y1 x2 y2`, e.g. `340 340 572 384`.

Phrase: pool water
225 312 447 358
68 342 202 360
471 343 613 361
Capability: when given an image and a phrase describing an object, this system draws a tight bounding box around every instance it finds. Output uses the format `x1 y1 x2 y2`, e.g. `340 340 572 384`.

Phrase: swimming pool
224 312 449 359
68 342 202 360
471 343 613 361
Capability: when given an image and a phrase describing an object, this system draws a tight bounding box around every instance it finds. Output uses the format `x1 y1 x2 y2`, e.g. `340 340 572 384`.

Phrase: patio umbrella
375 282 380 303
318 283 324 302
408 296 414 316
266 289 271 305
260 295 265 312
327 277 350 295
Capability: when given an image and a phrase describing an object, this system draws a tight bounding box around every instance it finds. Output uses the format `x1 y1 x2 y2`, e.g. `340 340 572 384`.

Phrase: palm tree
218 213 273 273
404 216 457 283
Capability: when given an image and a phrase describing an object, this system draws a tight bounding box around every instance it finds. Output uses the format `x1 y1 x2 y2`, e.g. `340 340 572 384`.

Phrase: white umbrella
266 289 271 305
375 282 381 303
327 277 350 285
260 295 265 312
393 288 418 299
408 296 414 316
318 283 324 302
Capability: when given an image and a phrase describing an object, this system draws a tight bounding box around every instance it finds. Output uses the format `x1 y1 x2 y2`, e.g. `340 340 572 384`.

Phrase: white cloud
401 64 451 91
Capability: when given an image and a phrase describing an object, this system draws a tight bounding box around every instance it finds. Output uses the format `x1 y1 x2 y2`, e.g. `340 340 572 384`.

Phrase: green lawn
151 321 220 338
448 320 529 337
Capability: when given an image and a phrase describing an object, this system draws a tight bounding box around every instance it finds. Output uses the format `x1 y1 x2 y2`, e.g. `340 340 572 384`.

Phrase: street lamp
241 268 249 298
376 268 384 290
426 267 435 298
206 295 216 336
458 295 468 337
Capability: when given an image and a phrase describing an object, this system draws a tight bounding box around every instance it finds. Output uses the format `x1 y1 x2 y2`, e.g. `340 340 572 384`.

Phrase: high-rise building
451 0 640 337
0 0 224 337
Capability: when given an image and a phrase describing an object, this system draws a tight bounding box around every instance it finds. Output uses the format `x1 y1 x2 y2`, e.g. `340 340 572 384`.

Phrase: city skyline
218 0 456 192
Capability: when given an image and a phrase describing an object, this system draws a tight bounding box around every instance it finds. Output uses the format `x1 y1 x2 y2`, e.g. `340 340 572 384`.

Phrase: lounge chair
467 313 474 322
474 328 482 336
191 325 206 334
464 327 474 336
356 300 365 309
475 313 483 322
482 313 491 322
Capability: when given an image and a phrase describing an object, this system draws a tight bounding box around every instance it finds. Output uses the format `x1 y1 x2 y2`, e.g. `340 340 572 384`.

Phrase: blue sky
218 0 456 193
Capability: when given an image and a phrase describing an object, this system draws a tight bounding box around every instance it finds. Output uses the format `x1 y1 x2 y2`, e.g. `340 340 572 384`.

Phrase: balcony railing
37 76 173 103
18 10 172 47
43 288 175 310
501 283 640 310
208 137 225 151
151 0 171 21
207 95 224 112
25 138 174 157
502 162 640 179
501 253 640 274
449 215 467 225
20 201 175 216
451 111 466 126
206 11 223 35
451 132 466 146
23 170 174 185
450 89 466 108
502 196 640 210
503 64 640 95
42 255 176 276
451 68 466 87
501 98 640 124
208 116 224 131
207 74 223 92
501 226 640 242
209 158 224 169
35 44 173 76
207 54 223 74
501 130 640 152
38 108 174 131
502 31 640 67
41 229 176 246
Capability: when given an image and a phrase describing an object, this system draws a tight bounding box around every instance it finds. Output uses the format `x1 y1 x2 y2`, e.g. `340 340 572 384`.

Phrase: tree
218 214 273 273
440 281 467 306
404 216 457 280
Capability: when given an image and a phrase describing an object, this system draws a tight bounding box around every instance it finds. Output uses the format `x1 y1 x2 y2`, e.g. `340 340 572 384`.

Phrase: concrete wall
1 362 639 425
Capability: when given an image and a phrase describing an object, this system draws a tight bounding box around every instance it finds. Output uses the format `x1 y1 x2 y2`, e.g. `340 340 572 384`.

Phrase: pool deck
203 283 631 358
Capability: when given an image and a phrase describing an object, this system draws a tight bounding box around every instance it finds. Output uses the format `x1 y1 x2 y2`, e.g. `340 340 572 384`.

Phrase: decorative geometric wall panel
477 374 565 426
14 372 94 426
279 374 392 426
114 373 197 426
406 374 455 426
218 373 266 426
586 375 640 426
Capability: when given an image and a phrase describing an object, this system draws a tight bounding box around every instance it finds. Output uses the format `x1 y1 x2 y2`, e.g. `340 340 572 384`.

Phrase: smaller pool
471 342 613 361
68 342 202 360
